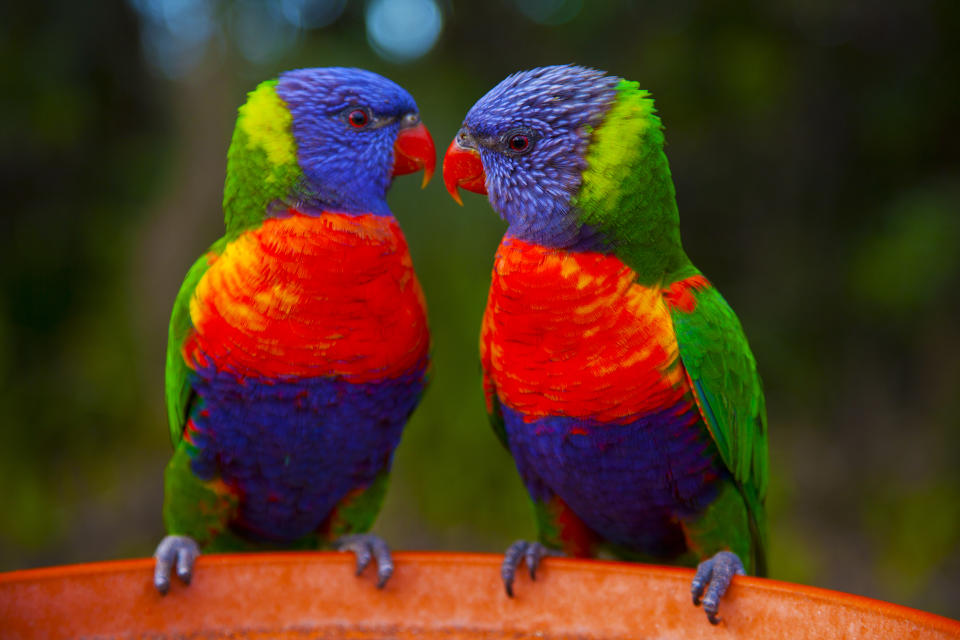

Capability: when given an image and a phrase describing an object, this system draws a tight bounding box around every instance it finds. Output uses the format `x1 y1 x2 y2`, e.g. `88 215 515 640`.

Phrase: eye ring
502 127 538 155
508 134 529 152
347 108 370 128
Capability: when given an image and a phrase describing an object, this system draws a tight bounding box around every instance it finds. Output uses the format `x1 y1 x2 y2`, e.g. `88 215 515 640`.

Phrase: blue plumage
501 402 725 556
186 362 426 542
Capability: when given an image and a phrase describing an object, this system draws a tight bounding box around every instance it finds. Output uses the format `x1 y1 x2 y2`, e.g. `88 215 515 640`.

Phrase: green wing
164 238 225 445
669 279 769 567
481 363 509 449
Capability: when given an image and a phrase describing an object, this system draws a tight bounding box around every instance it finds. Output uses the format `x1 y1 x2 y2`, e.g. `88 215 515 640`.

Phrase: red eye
348 109 369 128
508 134 529 152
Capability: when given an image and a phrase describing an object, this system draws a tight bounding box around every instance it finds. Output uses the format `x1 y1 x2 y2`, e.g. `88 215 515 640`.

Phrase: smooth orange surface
1 552 958 639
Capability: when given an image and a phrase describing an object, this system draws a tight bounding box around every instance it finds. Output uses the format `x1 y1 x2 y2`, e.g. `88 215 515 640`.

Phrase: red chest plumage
184 211 429 382
481 237 689 422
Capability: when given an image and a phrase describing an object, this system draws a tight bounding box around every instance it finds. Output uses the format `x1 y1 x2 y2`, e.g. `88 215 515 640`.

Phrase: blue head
278 67 423 216
224 67 434 232
445 65 619 248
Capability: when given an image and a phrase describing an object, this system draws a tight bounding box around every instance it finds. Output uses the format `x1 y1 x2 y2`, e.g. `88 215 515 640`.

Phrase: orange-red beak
442 136 487 206
393 122 436 188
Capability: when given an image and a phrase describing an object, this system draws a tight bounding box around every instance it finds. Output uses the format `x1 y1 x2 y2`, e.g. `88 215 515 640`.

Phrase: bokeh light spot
366 0 443 63
128 0 217 78
229 1 300 65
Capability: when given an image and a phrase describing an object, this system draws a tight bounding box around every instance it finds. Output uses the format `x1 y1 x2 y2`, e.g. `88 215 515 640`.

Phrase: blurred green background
2 0 959 619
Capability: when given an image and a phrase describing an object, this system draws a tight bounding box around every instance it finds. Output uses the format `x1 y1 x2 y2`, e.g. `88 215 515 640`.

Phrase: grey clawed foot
691 550 746 624
501 540 560 597
335 533 394 589
153 535 200 595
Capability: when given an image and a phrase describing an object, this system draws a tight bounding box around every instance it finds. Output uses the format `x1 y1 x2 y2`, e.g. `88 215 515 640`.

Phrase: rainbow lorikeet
443 65 768 624
153 68 435 594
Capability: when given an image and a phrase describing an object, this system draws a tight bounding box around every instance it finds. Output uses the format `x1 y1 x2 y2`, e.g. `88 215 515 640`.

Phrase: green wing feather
482 366 509 449
669 280 769 570
164 238 225 445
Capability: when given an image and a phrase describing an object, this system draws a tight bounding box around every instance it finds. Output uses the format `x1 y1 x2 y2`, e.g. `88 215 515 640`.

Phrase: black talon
336 534 395 589
690 551 745 625
501 540 529 597
153 535 200 595
501 540 560 596
526 541 545 580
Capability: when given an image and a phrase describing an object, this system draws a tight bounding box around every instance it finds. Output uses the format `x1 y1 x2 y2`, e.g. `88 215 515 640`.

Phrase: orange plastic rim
2 552 958 639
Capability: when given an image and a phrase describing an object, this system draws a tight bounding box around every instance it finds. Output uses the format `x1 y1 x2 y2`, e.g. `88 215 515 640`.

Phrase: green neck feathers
573 80 696 286
221 80 303 238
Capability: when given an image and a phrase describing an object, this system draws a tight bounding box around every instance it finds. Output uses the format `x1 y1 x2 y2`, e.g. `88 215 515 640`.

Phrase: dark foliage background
1 0 958 619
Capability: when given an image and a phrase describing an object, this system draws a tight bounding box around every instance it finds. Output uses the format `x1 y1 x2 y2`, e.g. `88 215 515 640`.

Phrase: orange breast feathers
481 237 689 423
184 212 429 382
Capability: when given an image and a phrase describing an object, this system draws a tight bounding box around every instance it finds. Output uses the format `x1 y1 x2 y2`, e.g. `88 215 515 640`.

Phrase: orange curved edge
1 552 958 640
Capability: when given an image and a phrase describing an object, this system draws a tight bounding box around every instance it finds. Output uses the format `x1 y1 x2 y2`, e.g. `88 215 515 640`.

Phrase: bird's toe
152 535 200 595
690 550 746 625
336 534 395 588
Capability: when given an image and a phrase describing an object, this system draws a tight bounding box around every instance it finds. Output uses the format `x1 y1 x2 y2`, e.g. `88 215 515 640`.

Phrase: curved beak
393 121 436 188
442 134 487 206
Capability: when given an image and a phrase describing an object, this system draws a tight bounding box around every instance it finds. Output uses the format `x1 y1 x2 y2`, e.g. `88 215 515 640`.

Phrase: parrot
442 65 768 624
153 67 435 594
